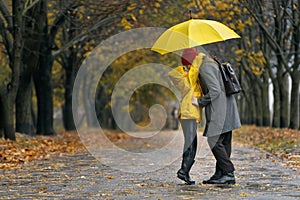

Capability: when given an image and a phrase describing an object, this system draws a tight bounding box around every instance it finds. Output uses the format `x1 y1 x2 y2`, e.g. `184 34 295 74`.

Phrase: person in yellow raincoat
168 48 204 185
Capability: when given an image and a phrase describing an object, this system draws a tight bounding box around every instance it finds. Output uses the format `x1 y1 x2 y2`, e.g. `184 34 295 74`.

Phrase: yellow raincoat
168 54 204 122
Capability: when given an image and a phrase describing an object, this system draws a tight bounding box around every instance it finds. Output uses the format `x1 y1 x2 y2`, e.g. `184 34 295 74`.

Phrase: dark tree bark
16 78 33 135
244 73 257 125
278 67 289 128
1 96 15 140
290 74 300 129
245 0 297 128
273 1 289 128
240 76 254 124
83 75 98 127
34 44 56 135
272 78 281 127
62 56 76 131
289 1 300 130
0 96 4 138
249 90 257 124
16 0 45 135
261 73 270 126
32 0 56 135
0 0 24 140
61 8 79 131
253 81 263 126
237 94 246 124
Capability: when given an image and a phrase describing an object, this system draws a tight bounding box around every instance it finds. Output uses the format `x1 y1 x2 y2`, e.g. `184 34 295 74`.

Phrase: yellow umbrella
151 19 241 55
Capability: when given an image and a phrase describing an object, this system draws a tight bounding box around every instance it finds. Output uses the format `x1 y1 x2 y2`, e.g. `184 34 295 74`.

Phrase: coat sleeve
198 64 221 107
168 66 191 98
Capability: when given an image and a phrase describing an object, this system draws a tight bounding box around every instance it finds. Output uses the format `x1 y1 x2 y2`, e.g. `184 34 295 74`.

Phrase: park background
0 0 299 170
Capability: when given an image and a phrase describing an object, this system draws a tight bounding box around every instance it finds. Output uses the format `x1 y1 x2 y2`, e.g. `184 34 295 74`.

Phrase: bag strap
211 55 221 65
211 56 229 81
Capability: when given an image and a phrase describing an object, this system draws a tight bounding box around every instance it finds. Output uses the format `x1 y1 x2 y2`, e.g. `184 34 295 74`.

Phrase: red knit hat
181 48 198 66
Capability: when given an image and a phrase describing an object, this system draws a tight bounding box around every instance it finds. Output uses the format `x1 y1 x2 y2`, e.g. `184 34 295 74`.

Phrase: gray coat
198 57 241 137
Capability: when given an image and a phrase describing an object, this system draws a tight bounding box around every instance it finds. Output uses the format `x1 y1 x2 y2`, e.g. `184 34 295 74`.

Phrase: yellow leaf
240 192 247 197
235 49 244 55
130 14 137 22
83 52 91 58
127 3 137 11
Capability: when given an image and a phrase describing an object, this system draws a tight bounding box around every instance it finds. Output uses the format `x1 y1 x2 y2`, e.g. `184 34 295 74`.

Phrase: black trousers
207 131 235 173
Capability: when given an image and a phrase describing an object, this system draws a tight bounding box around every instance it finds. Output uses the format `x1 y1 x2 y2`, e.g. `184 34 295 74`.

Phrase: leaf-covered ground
0 126 299 170
1 129 299 199
233 125 300 170
0 132 85 169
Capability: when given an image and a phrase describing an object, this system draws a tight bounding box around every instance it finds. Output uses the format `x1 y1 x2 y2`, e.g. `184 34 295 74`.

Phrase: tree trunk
1 96 16 140
278 73 289 128
31 99 37 128
16 77 34 135
33 0 55 135
62 67 76 130
16 0 44 135
261 80 270 126
272 79 280 127
34 33 55 135
289 73 299 129
34 51 55 135
0 96 4 138
237 94 246 124
95 87 111 128
83 75 98 127
0 0 25 140
254 82 263 126
239 74 253 124
245 97 253 124
248 88 257 125
290 2 300 130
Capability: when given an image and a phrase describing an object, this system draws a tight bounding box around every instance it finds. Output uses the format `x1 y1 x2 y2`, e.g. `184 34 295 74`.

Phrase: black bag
213 57 241 96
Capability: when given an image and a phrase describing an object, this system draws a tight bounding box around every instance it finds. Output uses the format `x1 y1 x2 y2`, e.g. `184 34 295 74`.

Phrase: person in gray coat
194 55 241 184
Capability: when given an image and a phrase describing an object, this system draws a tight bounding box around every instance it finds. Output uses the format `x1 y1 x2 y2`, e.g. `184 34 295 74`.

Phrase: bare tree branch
49 3 82 47
52 13 120 59
0 15 12 65
22 0 40 15
245 1 292 74
0 0 13 32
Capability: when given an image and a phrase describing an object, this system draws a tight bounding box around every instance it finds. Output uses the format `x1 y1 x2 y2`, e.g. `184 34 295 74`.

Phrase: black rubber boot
177 138 197 185
178 120 197 185
177 160 195 185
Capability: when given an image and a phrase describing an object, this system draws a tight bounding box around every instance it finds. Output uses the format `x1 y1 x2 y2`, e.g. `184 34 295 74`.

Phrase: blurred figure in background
171 106 179 130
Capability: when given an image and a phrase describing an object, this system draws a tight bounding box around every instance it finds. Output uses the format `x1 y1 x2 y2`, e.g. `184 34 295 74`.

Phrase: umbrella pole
189 10 192 19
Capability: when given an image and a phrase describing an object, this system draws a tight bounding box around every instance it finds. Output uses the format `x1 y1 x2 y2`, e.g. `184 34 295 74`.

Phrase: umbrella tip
189 10 192 19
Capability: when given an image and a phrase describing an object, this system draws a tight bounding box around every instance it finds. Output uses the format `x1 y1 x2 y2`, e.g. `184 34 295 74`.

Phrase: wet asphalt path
0 131 299 199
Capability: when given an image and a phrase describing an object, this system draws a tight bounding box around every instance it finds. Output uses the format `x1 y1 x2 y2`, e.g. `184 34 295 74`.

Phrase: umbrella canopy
151 19 241 55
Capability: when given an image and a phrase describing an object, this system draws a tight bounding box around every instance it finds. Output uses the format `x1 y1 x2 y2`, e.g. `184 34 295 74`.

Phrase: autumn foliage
0 127 299 171
0 132 85 169
234 126 300 169
0 130 132 169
